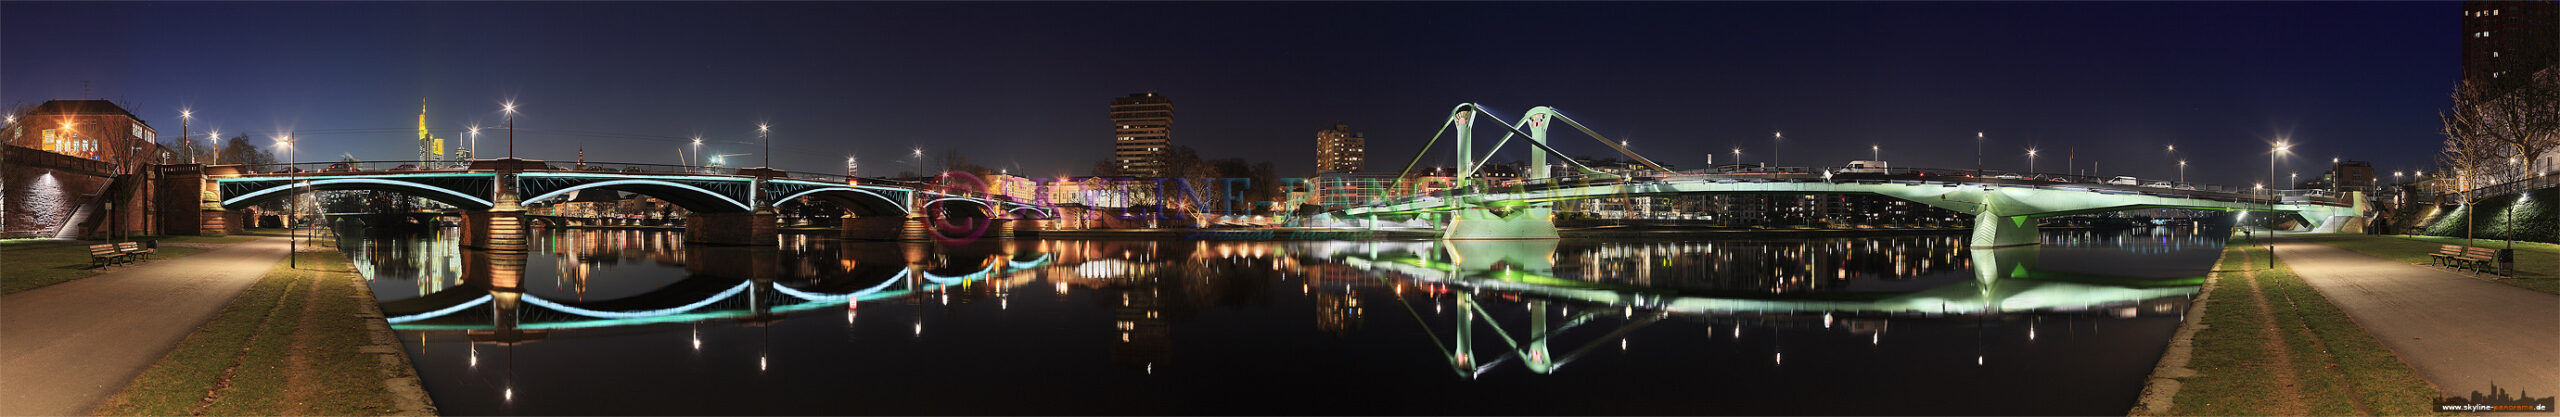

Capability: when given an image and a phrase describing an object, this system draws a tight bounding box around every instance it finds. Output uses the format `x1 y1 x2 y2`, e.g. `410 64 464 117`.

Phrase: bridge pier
1969 213 2040 248
1441 205 1559 240
687 212 776 246
460 209 528 251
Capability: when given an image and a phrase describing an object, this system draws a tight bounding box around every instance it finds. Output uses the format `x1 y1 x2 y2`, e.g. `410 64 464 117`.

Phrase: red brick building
3 100 166 238
4 100 161 171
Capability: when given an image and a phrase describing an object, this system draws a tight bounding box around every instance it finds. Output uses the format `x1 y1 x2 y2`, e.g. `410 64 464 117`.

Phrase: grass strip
0 233 266 295
91 250 407 416
2288 233 2559 294
2163 232 2448 416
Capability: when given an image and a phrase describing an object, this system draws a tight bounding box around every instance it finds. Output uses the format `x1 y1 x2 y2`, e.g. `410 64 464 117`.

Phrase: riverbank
2135 230 2444 416
89 231 435 416
0 234 264 295
2285 233 2558 294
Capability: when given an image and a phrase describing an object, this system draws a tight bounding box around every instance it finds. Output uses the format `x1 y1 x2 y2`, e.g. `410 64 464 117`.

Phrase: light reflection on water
340 225 2223 415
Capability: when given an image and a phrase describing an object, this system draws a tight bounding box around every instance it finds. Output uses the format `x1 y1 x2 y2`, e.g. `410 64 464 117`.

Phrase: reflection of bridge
378 248 1055 335
1302 239 2200 376
1323 104 2366 246
163 159 1050 247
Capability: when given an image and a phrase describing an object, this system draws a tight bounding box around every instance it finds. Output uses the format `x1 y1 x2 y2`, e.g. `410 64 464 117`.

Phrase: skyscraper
2461 0 2558 98
417 101 448 169
1110 93 1174 177
1315 124 1365 174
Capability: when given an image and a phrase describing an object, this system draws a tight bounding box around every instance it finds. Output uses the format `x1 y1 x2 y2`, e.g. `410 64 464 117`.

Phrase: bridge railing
2446 171 2560 203
212 160 932 188
1361 165 2285 209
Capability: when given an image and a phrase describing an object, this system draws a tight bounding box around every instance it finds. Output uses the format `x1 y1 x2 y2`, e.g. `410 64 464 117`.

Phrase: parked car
2105 176 2139 186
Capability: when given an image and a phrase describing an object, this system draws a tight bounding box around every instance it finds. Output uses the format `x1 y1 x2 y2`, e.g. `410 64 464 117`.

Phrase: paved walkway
1 237 287 416
2272 235 2559 407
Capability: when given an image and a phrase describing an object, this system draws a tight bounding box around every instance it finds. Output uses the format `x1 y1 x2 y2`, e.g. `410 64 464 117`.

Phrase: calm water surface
340 226 2222 415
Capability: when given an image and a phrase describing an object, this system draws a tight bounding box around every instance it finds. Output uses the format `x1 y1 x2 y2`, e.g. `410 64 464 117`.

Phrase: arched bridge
193 159 1054 245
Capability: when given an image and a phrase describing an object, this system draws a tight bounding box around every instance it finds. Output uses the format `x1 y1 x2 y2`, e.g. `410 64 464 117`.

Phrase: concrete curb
2126 243 2228 416
335 249 440 416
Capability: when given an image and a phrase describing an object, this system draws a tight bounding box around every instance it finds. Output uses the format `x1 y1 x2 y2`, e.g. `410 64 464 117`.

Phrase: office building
1315 124 1364 174
1110 93 1175 177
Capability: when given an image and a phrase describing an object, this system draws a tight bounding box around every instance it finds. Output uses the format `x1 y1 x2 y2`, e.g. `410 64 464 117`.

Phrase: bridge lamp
758 124 771 168
501 102 518 159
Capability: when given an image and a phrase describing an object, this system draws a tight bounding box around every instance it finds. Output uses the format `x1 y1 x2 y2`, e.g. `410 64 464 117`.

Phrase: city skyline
3 2 2454 185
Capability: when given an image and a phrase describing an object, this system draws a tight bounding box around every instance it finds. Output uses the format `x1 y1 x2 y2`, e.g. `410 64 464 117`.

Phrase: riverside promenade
0 237 287 416
2272 234 2559 410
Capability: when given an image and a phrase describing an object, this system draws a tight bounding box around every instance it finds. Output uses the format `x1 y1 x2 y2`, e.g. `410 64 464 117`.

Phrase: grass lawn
0 233 267 295
2287 233 2560 295
90 249 414 416
2160 232 2447 416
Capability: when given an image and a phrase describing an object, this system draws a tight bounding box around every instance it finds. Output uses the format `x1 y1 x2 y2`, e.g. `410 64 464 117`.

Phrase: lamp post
1733 147 1742 168
278 134 296 268
2027 148 2039 176
1975 132 1984 176
1772 131 1782 168
1871 144 1879 161
759 124 772 169
502 102 517 159
2165 144 2176 183
468 125 480 160
2178 160 2188 186
207 130 221 165
2270 140 2292 197
911 147 925 178
180 110 194 163
691 136 704 172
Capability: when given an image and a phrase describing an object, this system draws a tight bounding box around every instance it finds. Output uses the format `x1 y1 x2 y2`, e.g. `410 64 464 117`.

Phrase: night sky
3 2 2456 186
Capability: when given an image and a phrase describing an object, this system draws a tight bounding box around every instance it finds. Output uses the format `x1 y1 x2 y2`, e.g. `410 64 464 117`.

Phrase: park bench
2431 244 2466 267
2429 244 2504 275
117 241 155 261
88 243 129 267
2460 246 2503 275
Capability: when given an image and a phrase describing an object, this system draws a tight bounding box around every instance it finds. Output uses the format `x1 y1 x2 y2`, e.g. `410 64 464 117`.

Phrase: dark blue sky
3 2 2455 186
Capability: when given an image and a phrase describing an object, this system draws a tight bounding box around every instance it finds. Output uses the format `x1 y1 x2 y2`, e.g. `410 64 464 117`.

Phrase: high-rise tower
418 101 448 168
1315 124 1365 174
1110 93 1174 177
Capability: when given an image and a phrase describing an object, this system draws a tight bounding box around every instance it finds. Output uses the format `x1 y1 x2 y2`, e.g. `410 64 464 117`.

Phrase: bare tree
2441 81 2519 247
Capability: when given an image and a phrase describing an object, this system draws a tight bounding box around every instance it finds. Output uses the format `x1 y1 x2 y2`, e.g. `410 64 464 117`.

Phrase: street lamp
912 147 925 177
758 123 771 168
1732 147 1743 168
2027 148 2039 175
1871 144 1879 161
690 136 703 172
1975 132 1984 176
1772 131 1782 168
502 102 518 159
207 130 221 164
2270 140 2292 196
180 110 194 163
277 133 296 268
2178 159 2188 186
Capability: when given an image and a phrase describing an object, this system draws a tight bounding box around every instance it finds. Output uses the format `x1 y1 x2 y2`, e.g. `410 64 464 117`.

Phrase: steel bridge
166 158 1051 246
1326 103 2367 246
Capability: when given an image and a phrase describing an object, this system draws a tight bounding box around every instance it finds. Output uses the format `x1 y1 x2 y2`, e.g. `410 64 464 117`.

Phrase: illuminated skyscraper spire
418 100 447 168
